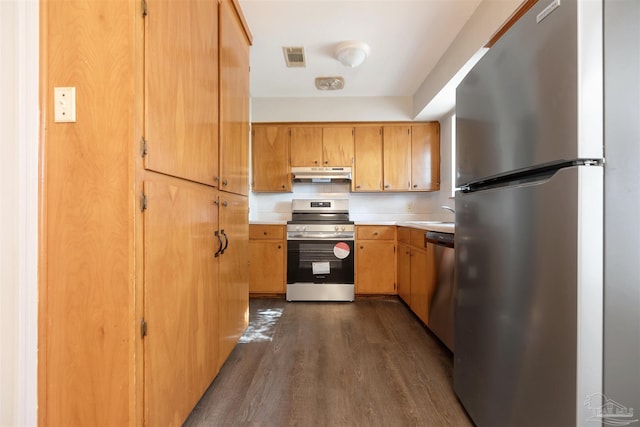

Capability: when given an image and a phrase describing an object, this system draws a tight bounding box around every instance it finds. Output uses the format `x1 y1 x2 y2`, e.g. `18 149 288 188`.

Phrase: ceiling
238 0 484 106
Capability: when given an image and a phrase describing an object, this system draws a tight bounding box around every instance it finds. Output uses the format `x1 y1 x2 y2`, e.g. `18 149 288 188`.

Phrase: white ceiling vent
315 77 344 91
283 46 306 67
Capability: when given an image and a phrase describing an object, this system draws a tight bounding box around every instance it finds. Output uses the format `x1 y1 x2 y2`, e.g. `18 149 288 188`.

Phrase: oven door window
287 240 354 284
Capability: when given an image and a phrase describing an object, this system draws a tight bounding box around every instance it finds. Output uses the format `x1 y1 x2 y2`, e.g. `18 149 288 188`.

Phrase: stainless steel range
286 199 355 301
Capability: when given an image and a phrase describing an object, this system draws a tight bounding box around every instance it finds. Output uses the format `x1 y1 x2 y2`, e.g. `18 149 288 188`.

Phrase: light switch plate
54 87 76 123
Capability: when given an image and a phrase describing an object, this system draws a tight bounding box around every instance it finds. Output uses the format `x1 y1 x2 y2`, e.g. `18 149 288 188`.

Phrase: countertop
249 220 455 233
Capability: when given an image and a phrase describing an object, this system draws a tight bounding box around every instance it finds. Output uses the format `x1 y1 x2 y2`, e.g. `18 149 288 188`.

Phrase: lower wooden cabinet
249 224 286 293
397 227 436 325
355 225 396 294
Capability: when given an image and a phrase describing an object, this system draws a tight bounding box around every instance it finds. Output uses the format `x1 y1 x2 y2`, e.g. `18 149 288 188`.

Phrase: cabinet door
322 127 354 166
410 247 429 325
290 127 323 166
145 0 218 186
252 125 291 192
249 240 286 293
356 241 396 294
143 176 218 427
219 0 250 195
218 193 249 367
383 126 411 191
353 126 383 192
411 123 440 191
397 243 412 304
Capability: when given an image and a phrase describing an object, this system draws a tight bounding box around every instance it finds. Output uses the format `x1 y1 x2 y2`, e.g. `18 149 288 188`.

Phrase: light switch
54 87 76 123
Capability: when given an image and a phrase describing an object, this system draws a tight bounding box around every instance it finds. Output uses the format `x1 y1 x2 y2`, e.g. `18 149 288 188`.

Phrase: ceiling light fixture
335 41 370 68
315 77 345 91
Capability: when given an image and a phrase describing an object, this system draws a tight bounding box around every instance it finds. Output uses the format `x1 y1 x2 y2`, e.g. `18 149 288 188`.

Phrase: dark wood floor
184 297 473 427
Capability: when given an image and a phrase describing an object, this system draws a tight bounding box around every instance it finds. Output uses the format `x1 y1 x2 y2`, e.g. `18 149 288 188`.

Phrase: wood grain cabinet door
249 240 286 293
290 127 323 166
383 126 411 191
322 127 354 166
219 0 250 196
143 176 219 427
353 126 383 192
251 125 291 192
410 247 429 325
411 123 440 191
356 241 396 294
218 193 249 368
397 243 412 304
145 0 219 186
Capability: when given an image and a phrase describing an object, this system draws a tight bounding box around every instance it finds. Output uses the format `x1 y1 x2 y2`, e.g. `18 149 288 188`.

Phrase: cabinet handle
277 245 281 249
356 185 361 189
222 201 228 207
384 184 390 189
360 246 364 249
314 160 318 164
263 231 268 235
281 184 285 189
220 229 229 254
324 160 328 164
222 179 228 186
373 232 378 236
413 184 418 188
214 231 223 258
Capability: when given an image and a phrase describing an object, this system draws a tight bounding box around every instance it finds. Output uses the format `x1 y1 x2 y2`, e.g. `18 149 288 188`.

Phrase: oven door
287 239 354 284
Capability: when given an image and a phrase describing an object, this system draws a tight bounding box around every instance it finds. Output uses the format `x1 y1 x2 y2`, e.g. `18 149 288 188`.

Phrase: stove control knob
334 226 339 231
341 226 346 232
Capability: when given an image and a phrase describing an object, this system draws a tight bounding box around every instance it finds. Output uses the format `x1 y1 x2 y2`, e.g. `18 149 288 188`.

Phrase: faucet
441 205 455 214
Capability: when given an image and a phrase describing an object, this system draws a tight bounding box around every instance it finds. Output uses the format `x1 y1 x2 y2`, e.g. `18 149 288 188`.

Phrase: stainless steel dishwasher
425 231 455 351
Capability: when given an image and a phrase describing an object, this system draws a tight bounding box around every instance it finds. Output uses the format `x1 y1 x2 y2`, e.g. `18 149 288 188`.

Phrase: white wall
0 1 39 426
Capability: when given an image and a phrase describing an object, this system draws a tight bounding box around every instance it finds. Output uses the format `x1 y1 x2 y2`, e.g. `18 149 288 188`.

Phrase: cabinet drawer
397 227 411 244
410 228 427 247
356 225 395 240
249 224 285 240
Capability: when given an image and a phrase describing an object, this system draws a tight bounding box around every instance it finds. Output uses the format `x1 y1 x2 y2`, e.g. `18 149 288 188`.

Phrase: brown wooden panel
145 0 218 185
220 0 250 195
411 123 440 191
397 243 412 304
41 0 137 425
251 125 291 192
322 127 354 166
356 225 395 240
383 126 411 191
410 228 428 248
290 127 323 166
143 176 218 427
397 226 411 244
410 247 429 325
218 193 249 368
356 241 396 294
249 224 285 240
353 126 383 192
249 240 286 293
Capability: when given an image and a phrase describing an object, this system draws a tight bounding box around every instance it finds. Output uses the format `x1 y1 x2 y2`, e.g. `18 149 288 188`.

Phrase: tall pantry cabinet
39 0 252 426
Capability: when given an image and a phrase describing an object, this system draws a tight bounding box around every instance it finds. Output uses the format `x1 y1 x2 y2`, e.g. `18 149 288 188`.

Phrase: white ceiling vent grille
283 46 306 67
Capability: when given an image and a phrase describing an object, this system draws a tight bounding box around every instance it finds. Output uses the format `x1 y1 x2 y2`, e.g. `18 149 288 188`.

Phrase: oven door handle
287 234 355 240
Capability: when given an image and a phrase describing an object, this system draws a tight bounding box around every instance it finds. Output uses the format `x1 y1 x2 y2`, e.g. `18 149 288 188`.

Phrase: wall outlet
407 202 414 212
54 86 76 123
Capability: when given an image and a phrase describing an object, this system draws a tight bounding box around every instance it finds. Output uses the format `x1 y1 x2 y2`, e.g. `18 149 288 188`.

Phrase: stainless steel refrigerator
454 0 640 426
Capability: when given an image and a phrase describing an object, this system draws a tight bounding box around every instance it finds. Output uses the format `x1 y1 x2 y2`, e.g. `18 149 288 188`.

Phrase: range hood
291 166 352 183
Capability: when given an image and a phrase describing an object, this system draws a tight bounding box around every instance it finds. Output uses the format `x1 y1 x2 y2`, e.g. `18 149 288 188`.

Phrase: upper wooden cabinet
219 0 251 196
411 123 441 191
383 126 412 191
353 126 383 192
251 122 439 193
145 0 219 186
290 126 354 167
322 127 355 166
252 125 291 192
290 127 323 166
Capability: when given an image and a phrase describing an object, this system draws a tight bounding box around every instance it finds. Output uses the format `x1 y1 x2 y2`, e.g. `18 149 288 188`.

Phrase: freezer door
456 0 603 187
454 166 602 427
